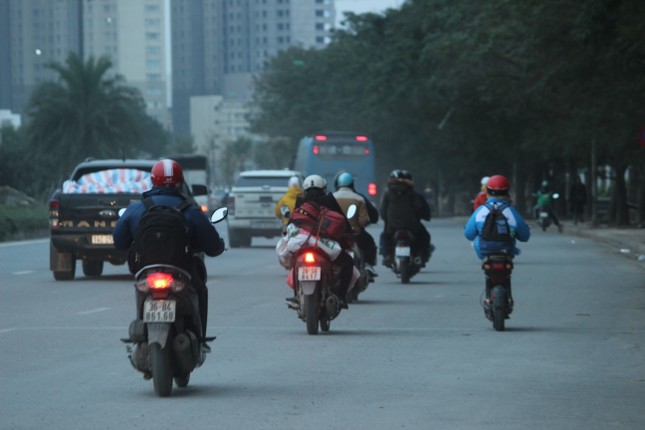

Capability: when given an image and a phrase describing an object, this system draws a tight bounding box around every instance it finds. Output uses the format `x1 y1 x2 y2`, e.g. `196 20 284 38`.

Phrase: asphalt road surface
1 218 643 430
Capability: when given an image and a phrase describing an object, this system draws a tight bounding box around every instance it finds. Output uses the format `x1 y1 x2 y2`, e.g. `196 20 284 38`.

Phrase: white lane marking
0 239 48 248
77 307 111 315
0 328 17 334
12 270 35 275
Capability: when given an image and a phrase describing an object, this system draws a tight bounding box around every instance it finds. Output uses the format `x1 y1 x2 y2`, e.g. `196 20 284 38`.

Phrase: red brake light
368 183 377 196
305 252 316 263
314 135 327 141
147 273 174 290
49 200 59 210
313 145 319 155
356 135 368 142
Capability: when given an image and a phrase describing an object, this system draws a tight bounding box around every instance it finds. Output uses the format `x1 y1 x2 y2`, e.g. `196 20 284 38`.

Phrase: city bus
293 131 378 202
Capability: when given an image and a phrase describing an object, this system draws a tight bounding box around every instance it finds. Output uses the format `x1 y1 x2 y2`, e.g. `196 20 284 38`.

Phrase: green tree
25 53 149 185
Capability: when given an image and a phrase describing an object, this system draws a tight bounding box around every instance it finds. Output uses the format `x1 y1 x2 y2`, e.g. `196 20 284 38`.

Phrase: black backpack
480 202 513 245
129 197 193 273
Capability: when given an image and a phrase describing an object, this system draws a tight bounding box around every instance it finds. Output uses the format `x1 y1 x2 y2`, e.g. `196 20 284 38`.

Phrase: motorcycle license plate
395 246 410 257
298 266 321 281
143 300 176 323
539 212 549 217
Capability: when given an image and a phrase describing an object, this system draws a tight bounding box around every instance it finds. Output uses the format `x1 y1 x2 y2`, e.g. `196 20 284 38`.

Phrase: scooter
392 229 423 284
121 207 228 396
536 193 560 232
480 253 514 331
346 240 371 303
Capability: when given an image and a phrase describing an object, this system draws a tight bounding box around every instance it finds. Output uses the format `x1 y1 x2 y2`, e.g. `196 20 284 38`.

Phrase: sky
334 0 405 27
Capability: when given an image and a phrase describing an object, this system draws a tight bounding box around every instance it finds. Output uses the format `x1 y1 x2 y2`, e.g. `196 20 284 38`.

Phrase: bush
0 205 49 241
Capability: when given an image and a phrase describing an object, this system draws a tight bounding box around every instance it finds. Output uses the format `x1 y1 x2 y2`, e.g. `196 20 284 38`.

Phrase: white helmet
287 176 301 188
303 174 327 191
480 176 490 186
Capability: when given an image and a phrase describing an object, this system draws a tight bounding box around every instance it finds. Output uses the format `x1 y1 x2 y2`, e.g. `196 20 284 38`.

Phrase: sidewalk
563 221 645 262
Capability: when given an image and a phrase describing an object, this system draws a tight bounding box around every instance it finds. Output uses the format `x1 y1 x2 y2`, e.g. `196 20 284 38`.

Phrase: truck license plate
298 266 321 281
91 235 114 245
143 300 176 322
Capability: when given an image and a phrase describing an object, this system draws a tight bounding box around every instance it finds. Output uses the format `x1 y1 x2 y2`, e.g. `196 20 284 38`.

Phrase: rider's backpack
479 202 513 254
290 201 347 241
129 197 193 273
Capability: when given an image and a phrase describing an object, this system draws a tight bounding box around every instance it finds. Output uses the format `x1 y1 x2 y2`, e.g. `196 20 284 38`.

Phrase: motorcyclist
332 171 379 277
464 174 531 260
287 174 355 308
464 174 530 309
379 169 433 267
113 159 225 351
472 176 490 211
534 180 563 233
274 175 302 225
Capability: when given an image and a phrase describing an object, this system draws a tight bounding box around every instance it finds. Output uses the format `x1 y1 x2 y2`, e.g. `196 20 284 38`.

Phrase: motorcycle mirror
553 193 560 199
118 208 127 217
210 206 228 223
346 204 357 220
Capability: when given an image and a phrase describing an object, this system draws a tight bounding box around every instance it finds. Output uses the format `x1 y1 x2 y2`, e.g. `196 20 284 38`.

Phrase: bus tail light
313 145 319 155
314 135 327 141
356 135 368 142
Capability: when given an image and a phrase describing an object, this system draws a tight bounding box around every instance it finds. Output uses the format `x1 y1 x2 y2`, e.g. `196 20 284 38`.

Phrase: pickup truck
226 169 302 247
48 159 205 281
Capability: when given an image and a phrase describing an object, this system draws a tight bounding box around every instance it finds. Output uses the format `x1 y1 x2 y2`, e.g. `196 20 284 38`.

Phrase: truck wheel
82 260 104 277
229 230 241 248
51 243 76 281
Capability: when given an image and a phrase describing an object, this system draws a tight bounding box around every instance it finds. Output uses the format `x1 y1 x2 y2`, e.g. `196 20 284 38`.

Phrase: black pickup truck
48 159 205 281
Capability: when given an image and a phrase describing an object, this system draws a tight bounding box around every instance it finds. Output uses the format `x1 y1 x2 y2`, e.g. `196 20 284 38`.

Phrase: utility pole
591 135 598 226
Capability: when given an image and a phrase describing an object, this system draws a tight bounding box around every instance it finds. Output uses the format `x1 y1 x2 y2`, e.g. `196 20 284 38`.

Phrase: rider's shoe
338 297 349 309
382 256 393 268
366 265 378 277
285 297 299 309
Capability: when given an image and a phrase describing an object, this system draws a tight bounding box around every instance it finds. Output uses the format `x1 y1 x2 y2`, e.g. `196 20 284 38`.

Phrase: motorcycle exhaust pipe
173 333 197 375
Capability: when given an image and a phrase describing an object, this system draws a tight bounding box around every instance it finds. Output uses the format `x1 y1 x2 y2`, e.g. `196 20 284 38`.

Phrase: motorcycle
346 239 371 303
288 205 357 335
536 193 560 232
121 206 228 396
480 253 514 331
392 229 423 284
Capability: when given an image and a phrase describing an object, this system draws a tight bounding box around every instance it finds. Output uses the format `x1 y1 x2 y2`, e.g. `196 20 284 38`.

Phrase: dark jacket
113 187 225 258
380 178 430 231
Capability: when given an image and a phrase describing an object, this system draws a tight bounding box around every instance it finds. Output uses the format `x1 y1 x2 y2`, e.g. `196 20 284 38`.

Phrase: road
1 219 644 430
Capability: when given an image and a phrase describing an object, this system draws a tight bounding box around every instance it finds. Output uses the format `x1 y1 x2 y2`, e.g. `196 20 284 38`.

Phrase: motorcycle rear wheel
400 258 410 284
151 343 173 396
305 288 320 335
492 286 506 332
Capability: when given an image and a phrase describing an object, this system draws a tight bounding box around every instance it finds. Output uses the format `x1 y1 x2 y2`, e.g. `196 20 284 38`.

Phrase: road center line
12 270 35 275
77 307 111 315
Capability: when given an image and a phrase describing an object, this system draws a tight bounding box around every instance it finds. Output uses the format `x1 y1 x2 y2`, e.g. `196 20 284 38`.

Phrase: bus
293 131 378 202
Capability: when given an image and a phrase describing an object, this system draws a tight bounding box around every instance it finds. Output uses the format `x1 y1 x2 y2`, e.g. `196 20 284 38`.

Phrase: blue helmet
337 172 354 188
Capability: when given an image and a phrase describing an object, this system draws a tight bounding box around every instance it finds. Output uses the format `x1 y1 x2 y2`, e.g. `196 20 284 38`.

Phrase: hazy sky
335 0 405 27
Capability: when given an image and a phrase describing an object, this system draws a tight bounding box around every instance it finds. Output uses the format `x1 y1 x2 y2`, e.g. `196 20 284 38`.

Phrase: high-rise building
0 0 170 128
171 0 336 135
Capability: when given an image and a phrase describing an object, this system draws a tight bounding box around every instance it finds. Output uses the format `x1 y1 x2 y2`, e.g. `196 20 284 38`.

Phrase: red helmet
151 159 184 187
486 175 509 196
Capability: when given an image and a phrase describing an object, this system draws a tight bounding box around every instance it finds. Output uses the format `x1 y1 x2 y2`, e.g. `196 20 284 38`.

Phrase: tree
25 53 150 185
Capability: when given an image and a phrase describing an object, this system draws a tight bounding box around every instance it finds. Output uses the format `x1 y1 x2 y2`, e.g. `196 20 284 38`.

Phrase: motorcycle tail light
136 272 186 293
304 252 316 263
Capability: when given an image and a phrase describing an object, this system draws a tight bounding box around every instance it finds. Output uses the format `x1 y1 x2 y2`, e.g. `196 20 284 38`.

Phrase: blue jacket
113 187 225 258
464 197 530 260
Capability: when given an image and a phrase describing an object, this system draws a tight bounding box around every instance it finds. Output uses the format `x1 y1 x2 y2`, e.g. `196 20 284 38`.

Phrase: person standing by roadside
569 175 587 225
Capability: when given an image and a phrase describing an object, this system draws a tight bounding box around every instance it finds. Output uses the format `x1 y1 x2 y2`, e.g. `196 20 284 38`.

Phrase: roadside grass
0 204 48 241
